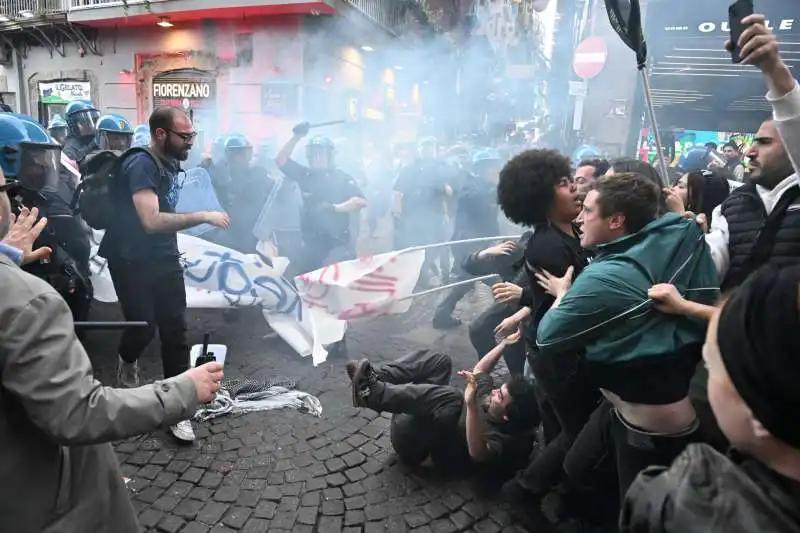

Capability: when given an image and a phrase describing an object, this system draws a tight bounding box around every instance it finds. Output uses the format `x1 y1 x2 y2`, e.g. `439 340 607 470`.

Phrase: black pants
370 351 465 467
565 401 700 507
108 256 189 379
516 349 601 496
468 303 526 376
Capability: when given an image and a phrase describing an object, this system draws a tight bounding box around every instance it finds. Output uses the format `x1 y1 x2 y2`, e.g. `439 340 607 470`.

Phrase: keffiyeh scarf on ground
194 376 323 421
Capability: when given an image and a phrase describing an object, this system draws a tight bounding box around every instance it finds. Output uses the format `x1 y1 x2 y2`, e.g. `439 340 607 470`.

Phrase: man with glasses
98 106 230 442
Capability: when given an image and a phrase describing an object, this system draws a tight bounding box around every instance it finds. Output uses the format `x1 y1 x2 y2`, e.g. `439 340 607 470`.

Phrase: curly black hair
497 148 572 226
505 376 539 430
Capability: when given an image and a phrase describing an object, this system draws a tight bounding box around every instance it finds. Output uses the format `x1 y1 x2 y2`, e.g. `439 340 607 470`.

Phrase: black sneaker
350 359 379 408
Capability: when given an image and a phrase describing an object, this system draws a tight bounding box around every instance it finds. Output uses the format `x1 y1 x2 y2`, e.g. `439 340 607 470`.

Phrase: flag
604 0 647 68
295 249 427 320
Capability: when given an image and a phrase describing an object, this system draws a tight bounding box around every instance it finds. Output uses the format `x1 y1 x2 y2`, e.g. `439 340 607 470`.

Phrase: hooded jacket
536 213 719 403
621 443 800 533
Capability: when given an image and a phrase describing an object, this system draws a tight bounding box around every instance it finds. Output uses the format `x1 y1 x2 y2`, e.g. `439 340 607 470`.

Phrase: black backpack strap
740 184 800 278
119 146 171 192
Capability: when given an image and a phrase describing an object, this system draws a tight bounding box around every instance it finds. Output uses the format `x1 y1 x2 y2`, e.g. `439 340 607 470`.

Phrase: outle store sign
153 81 213 99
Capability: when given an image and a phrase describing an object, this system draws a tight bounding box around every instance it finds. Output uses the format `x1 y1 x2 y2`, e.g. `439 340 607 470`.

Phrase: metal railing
0 0 69 20
68 0 156 8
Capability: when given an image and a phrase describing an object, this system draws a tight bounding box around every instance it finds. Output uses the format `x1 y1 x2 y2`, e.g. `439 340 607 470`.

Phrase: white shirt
706 82 800 279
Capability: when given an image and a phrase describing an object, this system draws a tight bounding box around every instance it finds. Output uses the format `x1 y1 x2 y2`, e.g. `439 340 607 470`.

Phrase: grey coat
0 253 198 533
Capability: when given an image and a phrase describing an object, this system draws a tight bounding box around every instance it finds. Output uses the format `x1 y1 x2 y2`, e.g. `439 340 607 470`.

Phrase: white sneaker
116 357 139 388
170 420 196 442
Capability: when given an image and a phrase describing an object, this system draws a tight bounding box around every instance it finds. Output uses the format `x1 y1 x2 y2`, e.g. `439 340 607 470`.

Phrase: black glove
292 122 311 137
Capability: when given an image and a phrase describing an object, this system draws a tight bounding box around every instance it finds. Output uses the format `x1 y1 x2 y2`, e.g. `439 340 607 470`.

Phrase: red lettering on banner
338 300 393 320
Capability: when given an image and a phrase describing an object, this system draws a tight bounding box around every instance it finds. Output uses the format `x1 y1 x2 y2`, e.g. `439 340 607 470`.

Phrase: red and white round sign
573 37 608 79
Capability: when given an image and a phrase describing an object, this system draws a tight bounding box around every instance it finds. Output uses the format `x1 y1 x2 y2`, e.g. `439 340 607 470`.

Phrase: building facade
0 0 438 149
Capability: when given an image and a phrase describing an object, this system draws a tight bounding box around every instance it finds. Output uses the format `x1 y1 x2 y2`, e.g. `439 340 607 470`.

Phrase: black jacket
621 443 800 533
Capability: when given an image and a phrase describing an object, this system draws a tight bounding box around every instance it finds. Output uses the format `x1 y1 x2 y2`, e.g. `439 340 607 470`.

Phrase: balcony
65 0 335 26
0 0 69 24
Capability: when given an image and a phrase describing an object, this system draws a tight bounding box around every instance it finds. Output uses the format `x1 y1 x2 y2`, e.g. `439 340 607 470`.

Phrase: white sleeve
705 204 729 280
767 81 800 178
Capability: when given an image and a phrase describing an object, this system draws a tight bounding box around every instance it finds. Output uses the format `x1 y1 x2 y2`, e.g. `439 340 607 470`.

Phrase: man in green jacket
534 172 719 511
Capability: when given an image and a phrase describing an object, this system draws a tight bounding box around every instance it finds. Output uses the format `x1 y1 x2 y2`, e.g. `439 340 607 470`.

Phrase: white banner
89 231 346 366
296 249 426 321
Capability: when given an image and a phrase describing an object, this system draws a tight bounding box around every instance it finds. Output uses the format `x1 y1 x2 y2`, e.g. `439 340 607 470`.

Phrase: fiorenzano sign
153 82 213 99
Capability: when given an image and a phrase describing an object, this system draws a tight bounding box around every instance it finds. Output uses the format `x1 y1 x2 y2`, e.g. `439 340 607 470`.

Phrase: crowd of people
0 12 798 533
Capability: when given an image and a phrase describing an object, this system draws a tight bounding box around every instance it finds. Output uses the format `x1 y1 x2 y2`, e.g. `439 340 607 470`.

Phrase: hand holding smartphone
729 0 755 63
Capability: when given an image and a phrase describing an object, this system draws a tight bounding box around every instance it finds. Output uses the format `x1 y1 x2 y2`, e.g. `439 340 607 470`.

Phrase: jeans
371 350 465 467
515 349 600 496
564 401 701 523
108 256 189 379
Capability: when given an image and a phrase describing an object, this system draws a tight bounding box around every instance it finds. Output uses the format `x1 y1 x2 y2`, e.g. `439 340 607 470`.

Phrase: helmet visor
226 146 253 167
73 109 100 137
99 131 133 151
19 142 60 193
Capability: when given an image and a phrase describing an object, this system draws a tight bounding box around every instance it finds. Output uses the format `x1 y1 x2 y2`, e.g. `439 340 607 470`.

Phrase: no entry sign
573 37 608 79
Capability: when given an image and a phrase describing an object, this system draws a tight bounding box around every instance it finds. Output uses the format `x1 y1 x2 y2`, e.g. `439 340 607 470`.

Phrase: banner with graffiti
296 250 426 321
88 230 346 365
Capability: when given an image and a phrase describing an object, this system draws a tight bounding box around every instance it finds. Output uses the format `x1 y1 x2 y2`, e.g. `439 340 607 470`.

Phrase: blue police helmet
224 134 252 151
571 144 602 166
65 100 100 138
95 114 133 151
48 114 67 130
11 113 53 143
133 124 150 136
0 113 60 192
472 148 501 166
0 113 31 178
307 136 335 150
678 146 711 172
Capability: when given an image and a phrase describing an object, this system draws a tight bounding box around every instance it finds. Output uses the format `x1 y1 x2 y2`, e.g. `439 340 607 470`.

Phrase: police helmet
65 100 100 139
132 123 150 148
472 148 501 166
95 114 134 151
0 113 60 193
678 146 711 172
48 114 68 131
307 135 335 150
224 134 253 166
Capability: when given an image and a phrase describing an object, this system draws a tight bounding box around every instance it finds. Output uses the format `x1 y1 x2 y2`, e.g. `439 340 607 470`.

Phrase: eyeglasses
166 129 197 142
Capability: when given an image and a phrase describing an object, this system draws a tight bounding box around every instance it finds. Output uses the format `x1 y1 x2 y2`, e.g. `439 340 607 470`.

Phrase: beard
165 138 192 161
750 158 794 189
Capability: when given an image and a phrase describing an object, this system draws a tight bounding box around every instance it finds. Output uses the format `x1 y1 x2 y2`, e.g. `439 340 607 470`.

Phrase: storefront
36 80 92 126
151 68 218 150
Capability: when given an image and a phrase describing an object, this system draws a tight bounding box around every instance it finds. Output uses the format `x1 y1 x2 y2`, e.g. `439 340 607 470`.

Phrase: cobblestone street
84 260 530 533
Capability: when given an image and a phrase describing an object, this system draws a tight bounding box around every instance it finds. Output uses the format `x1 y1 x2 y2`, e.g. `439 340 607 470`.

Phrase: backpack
74 147 165 230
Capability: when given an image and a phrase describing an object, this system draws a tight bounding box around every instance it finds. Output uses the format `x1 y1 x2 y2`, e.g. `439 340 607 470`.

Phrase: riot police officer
132 124 151 148
93 114 134 152
0 113 93 322
275 123 367 357
48 114 68 145
62 100 101 162
212 134 274 253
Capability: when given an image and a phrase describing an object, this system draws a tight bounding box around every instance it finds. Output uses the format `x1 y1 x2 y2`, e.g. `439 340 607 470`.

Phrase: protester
0 166 225 533
665 168 731 224
534 172 718 510
621 264 800 533
98 106 230 442
721 141 746 181
705 16 800 293
347 345 537 479
462 236 531 376
492 149 600 525
574 158 610 201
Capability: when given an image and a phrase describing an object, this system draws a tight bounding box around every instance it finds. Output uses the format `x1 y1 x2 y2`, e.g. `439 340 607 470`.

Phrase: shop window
235 33 253 68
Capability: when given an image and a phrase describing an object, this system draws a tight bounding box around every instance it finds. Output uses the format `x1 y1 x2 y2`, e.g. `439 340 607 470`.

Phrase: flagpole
639 66 670 188
398 274 500 301
402 235 521 254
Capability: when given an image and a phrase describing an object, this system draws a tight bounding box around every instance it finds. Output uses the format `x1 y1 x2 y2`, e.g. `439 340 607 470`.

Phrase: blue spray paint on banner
176 167 225 237
183 250 303 319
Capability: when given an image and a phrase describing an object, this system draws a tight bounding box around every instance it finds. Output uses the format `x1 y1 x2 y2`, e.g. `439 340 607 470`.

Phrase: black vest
721 182 800 291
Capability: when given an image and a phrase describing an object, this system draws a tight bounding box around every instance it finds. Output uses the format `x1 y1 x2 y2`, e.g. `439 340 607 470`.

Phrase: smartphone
729 0 755 64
